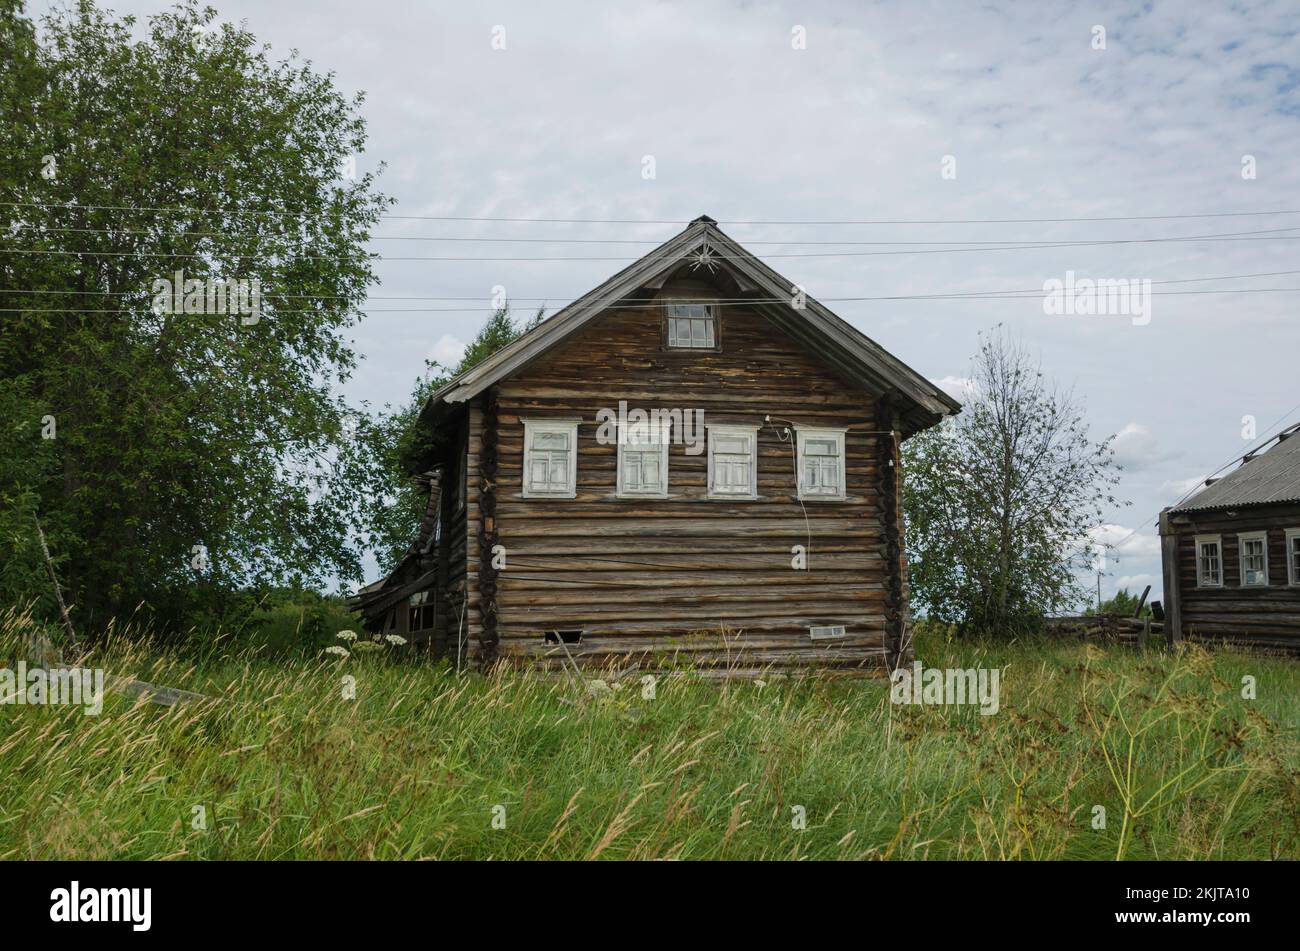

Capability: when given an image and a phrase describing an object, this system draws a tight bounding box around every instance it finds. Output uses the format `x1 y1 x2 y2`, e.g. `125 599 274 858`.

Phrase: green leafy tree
1088 587 1153 619
349 304 543 572
0 0 390 631
903 329 1124 636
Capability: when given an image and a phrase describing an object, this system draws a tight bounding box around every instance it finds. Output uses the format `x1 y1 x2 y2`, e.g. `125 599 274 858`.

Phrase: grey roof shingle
1171 423 1300 513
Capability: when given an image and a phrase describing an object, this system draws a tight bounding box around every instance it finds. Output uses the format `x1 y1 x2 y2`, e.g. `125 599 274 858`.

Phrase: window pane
526 422 575 494
667 307 715 348
1199 542 1220 584
714 456 750 493
1243 538 1266 584
805 438 838 456
669 302 708 318
533 431 568 450
546 453 568 486
621 444 664 493
529 458 550 488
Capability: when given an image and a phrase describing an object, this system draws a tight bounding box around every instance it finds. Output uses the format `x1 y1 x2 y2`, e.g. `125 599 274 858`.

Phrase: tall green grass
1 608 1297 859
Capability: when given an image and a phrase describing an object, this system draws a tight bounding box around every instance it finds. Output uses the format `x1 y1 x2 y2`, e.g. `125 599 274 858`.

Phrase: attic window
543 630 583 645
665 302 716 349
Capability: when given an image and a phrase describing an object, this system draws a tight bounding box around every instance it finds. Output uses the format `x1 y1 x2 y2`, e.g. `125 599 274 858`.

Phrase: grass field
2 608 1297 860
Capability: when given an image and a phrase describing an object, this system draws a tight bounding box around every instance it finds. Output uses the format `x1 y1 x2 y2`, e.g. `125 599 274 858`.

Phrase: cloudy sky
34 0 1300 599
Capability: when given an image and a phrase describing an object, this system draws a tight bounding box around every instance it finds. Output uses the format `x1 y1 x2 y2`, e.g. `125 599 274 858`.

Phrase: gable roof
1170 422 1300 513
420 215 961 434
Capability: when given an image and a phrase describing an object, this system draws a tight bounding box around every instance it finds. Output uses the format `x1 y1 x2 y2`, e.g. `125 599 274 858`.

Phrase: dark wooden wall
1165 503 1300 652
431 415 471 664
454 295 909 675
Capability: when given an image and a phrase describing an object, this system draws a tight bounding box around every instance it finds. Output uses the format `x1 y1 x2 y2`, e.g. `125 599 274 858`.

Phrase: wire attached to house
765 415 813 571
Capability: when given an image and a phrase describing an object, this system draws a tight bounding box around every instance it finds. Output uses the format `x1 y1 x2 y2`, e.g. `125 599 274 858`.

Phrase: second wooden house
1159 422 1300 653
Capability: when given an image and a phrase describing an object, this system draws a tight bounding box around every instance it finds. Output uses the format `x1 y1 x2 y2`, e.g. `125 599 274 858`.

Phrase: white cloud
1110 423 1178 471
1113 573 1158 594
1088 523 1161 560
428 334 466 368
1159 476 1208 501
930 375 977 401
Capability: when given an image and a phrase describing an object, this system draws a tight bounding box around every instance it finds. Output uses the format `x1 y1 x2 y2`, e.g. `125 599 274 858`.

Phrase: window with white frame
522 419 578 498
1238 531 1269 587
707 425 758 498
617 418 669 497
1195 534 1223 587
1286 529 1300 586
665 302 716 349
796 427 847 500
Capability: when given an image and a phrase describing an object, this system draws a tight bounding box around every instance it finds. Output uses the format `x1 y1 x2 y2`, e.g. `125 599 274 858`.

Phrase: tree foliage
903 329 1124 636
346 304 544 573
1088 587 1153 619
0 0 390 631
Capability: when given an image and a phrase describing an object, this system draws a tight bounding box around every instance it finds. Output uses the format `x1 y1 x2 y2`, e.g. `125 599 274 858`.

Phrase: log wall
464 299 906 675
1165 503 1300 653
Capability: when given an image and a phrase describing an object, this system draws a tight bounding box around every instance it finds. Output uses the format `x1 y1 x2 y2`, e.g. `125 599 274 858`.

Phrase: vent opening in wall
543 630 584 645
808 625 847 640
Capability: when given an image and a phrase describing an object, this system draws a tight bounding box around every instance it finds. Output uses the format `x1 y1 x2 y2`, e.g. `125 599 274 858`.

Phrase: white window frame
664 301 717 349
521 418 579 499
706 424 759 500
1237 530 1269 587
1194 534 1223 588
616 418 670 498
795 426 848 501
1284 528 1300 587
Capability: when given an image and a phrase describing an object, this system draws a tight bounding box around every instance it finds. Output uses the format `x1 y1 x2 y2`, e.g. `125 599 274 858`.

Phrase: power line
5 200 1300 225
3 288 1299 316
5 271 1294 311
11 224 1300 247
4 268 1298 302
4 227 1300 262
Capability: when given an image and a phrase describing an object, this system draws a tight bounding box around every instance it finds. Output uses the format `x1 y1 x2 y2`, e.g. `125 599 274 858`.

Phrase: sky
31 0 1300 600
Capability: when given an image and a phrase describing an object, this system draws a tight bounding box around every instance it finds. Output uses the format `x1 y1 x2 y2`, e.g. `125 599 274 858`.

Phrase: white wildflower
336 630 357 642
754 679 768 690
324 645 350 658
385 635 407 646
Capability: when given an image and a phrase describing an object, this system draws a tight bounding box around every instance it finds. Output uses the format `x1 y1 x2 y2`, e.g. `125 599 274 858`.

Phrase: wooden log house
352 216 960 676
1159 422 1300 653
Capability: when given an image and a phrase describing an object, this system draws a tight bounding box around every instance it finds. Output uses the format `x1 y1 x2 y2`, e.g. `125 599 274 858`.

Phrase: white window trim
706 424 759 500
616 419 670 499
795 426 848 502
1194 534 1223 588
1287 528 1300 587
664 300 718 350
1237 530 1269 587
521 418 580 499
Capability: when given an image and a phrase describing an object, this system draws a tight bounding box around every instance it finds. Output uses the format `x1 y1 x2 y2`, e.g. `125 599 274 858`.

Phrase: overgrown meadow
1 608 1297 860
